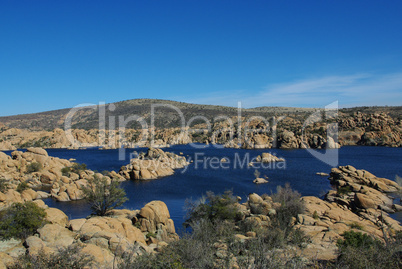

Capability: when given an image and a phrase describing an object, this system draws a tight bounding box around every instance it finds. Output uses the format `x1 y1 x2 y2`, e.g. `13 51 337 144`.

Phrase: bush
228 235 306 268
184 190 240 226
350 222 364 230
335 230 402 269
26 162 42 173
71 163 87 173
16 181 30 193
0 202 47 239
117 247 185 269
271 183 304 229
337 185 351 196
82 175 128 216
337 230 376 249
61 167 71 176
11 244 94 269
118 218 225 269
61 163 87 176
0 178 8 193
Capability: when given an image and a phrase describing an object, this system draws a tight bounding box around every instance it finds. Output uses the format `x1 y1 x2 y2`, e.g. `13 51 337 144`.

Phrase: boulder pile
119 148 189 180
0 147 124 207
255 152 285 163
0 200 178 268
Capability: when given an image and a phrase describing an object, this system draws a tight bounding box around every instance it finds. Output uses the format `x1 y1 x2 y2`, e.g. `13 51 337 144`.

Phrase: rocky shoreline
0 147 187 206
0 111 401 151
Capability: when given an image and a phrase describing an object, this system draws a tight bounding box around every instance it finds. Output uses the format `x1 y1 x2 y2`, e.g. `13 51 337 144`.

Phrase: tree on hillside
82 175 128 216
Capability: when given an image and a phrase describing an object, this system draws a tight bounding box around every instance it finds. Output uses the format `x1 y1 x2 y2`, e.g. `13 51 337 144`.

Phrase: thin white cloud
179 72 402 108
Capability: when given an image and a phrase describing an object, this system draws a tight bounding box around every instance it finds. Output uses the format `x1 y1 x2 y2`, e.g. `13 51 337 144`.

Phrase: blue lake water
33 145 402 231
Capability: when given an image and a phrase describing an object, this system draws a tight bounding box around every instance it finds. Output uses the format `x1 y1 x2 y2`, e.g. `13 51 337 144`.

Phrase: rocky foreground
237 165 402 261
0 200 178 268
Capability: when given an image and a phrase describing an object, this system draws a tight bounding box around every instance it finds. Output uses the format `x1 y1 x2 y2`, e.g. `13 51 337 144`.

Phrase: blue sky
1 0 401 116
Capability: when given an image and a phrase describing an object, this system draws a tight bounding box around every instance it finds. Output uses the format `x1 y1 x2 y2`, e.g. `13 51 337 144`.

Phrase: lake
39 145 402 231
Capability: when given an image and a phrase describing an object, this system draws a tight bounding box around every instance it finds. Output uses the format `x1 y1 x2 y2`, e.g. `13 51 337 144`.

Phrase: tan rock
81 243 114 267
25 236 47 255
253 177 268 184
45 208 69 226
66 185 84 200
20 189 38 201
40 171 57 184
69 218 86 231
140 169 153 179
79 217 146 245
248 193 263 204
26 147 48 156
56 191 70 202
139 201 170 225
37 224 75 248
31 201 46 211
0 252 14 269
354 193 377 209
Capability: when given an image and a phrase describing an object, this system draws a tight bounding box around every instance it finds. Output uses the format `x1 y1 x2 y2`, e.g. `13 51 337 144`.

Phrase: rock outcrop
119 148 189 180
225 166 402 262
253 177 268 184
295 166 401 260
1 200 178 268
254 152 285 163
0 147 124 207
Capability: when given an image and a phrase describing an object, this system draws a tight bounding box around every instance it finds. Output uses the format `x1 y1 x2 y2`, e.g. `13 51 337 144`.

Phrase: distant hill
0 98 400 130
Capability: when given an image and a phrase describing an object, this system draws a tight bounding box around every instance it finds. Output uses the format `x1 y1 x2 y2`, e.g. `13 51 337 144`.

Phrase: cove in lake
40 145 402 230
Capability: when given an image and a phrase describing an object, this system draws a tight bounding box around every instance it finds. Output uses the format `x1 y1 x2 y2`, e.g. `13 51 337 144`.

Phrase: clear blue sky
1 0 401 116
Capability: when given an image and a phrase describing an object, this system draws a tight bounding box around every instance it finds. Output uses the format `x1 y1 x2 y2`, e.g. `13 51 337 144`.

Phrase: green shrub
146 232 156 239
0 202 47 239
16 181 29 193
350 222 364 230
71 163 87 173
61 167 71 176
10 245 94 269
61 163 87 176
26 162 42 173
271 183 304 229
337 230 376 249
337 185 351 196
117 248 185 269
119 219 223 269
82 175 128 216
0 178 8 193
227 234 306 268
313 210 319 220
335 230 402 269
184 190 240 226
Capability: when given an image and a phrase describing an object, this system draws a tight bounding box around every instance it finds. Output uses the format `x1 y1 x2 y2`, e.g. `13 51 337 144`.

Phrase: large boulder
37 224 75 248
79 216 146 245
45 208 69 227
26 147 48 157
81 243 114 267
136 201 178 242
